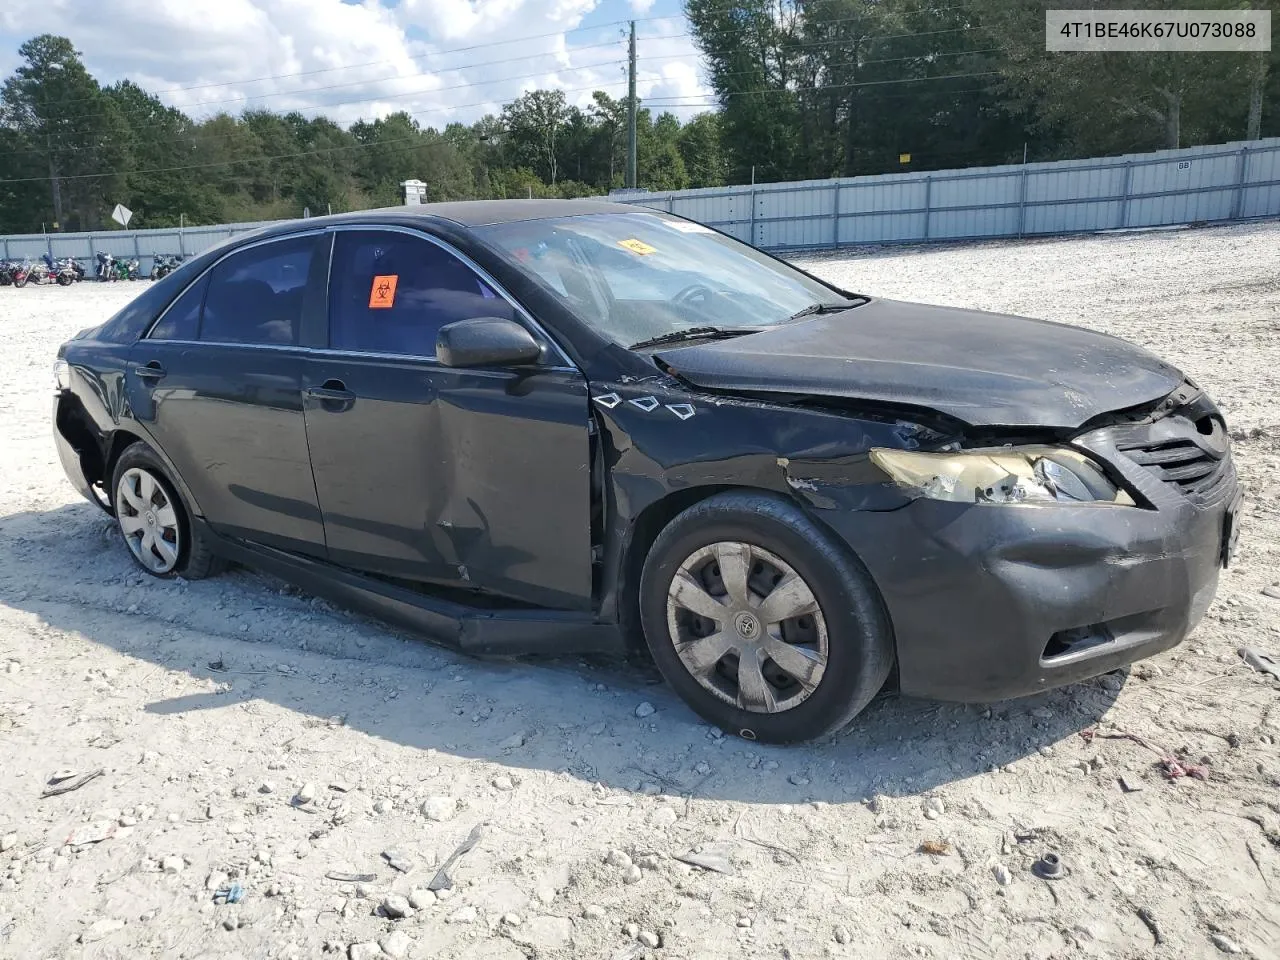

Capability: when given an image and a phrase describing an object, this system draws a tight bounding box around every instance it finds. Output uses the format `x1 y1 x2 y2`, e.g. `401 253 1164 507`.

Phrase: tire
639 491 893 743
110 443 223 580
14 274 27 288
56 273 72 286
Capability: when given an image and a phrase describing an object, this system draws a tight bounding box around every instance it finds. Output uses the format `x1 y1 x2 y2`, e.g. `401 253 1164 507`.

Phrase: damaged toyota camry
53 200 1241 742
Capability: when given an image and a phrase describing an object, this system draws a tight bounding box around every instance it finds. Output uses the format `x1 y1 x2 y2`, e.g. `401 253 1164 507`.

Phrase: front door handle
304 379 356 410
133 362 166 380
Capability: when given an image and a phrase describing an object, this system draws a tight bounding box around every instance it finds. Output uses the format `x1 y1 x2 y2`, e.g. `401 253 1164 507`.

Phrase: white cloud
0 0 711 127
630 0 657 13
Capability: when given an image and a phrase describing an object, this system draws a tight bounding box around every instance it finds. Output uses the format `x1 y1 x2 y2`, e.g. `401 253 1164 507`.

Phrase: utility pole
627 20 637 189
45 131 63 229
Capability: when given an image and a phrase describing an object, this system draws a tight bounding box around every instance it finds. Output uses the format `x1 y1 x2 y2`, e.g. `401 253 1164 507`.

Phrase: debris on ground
41 768 104 798
1238 646 1280 681
426 823 484 891
918 840 951 856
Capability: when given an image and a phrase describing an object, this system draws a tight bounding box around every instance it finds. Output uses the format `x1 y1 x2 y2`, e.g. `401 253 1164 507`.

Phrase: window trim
142 230 327 343
322 224 576 371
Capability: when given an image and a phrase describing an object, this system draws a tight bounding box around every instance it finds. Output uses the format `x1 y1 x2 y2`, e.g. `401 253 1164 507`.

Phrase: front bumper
823 440 1238 703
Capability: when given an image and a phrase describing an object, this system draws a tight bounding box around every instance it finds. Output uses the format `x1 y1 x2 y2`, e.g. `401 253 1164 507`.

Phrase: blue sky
0 0 710 128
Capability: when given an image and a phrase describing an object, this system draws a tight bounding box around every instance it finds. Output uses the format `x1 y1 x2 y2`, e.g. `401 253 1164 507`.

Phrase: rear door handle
133 362 166 380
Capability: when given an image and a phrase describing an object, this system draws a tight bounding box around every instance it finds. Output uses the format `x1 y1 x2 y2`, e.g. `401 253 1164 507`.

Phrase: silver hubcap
115 467 180 574
665 541 828 714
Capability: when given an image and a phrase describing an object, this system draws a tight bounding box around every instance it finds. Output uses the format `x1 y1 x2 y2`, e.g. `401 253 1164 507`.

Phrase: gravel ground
1 221 1279 960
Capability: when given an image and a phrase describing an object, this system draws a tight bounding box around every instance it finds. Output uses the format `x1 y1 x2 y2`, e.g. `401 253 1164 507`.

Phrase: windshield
473 212 852 348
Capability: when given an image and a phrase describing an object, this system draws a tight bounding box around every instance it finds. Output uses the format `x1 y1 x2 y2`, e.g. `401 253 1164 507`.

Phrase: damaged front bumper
821 425 1240 703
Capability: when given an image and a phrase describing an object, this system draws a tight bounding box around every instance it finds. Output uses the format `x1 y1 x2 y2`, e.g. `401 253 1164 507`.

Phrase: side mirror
436 317 543 368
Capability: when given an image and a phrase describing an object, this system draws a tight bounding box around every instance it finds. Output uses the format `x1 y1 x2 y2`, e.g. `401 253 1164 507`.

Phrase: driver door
302 227 594 611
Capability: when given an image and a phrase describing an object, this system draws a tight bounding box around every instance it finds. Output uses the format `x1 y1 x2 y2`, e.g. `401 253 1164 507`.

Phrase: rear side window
329 231 513 357
148 273 208 341
201 236 316 345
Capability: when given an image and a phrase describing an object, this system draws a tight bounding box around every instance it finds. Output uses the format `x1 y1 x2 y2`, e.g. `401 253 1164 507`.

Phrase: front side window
148 273 208 341
474 213 852 348
200 236 316 345
329 231 513 357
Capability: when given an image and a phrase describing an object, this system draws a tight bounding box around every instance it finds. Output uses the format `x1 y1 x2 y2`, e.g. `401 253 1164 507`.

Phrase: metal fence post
749 186 757 245
2 238 8 260
832 183 841 248
88 235 95 262
46 235 54 260
1017 166 1029 237
1230 145 1250 220
1118 161 1134 228
923 176 933 240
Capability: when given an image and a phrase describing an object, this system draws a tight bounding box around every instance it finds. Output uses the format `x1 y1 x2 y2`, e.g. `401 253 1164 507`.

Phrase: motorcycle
59 257 86 282
96 252 116 282
55 259 79 286
115 257 141 281
0 260 18 286
11 260 36 287
149 253 184 280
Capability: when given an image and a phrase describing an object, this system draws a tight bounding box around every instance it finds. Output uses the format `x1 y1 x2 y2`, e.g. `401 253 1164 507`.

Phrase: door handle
304 379 356 409
133 362 166 380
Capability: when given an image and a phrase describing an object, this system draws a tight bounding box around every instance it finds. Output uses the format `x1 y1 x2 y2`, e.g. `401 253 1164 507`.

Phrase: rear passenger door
302 226 593 610
126 233 328 556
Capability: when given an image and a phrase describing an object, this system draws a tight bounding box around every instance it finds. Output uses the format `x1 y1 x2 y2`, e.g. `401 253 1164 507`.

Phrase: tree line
1 1 1275 234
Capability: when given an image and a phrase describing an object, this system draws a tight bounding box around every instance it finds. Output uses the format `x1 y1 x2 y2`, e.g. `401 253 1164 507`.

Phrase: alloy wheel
665 541 828 714
115 467 181 574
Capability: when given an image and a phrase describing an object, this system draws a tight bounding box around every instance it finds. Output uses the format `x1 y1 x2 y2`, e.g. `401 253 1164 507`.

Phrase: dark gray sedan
53 200 1240 742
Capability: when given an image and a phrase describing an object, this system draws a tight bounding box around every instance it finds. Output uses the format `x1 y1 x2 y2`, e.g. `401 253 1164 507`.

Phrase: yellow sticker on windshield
618 238 657 256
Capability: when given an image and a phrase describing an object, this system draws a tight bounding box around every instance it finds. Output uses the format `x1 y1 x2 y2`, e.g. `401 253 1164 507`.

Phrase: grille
1116 437 1226 496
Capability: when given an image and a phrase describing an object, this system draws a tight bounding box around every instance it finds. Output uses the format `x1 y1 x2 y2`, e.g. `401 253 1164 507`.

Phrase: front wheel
110 444 223 579
639 491 894 743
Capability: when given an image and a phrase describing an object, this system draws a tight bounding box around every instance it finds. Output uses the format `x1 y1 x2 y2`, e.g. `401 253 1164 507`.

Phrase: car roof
320 198 651 228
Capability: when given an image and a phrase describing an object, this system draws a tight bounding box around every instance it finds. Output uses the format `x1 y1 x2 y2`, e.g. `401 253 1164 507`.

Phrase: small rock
498 732 527 749
635 702 656 718
161 856 185 874
205 871 228 891
492 775 514 791
382 894 412 920
834 925 851 944
636 853 660 870
606 849 633 869
1031 707 1053 720
295 782 316 804
447 905 478 924
651 807 679 828
623 922 640 938
501 913 522 926
222 917 238 931
623 864 642 884
80 918 126 943
373 798 393 815
422 796 456 822
348 944 383 960
992 863 1012 885
381 850 413 873
0 833 16 853
638 930 661 948
1118 775 1144 793
1262 585 1280 601
259 781 276 794
922 796 945 820
583 904 606 920
1210 933 1242 954
408 889 436 910
379 930 413 959
788 773 810 786
737 916 753 928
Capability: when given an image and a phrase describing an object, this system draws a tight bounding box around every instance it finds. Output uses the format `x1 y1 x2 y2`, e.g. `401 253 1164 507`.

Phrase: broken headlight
870 447 1135 506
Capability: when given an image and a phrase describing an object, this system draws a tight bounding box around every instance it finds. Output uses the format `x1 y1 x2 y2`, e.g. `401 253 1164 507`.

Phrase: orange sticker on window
617 238 657 255
369 274 398 309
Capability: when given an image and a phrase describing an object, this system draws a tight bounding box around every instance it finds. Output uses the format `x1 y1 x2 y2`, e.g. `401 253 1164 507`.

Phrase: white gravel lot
1 222 1279 960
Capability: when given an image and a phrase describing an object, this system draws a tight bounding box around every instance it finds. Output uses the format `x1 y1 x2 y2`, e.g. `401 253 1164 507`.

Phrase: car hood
654 299 1184 429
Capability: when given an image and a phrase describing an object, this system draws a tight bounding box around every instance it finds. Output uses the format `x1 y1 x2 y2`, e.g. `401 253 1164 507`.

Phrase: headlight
870 446 1135 505
53 358 71 390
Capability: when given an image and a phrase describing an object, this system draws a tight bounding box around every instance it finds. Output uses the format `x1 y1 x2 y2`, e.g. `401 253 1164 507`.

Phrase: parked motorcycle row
0 252 185 287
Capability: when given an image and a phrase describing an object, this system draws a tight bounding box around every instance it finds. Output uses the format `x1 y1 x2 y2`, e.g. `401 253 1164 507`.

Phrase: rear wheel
639 491 893 743
110 444 222 579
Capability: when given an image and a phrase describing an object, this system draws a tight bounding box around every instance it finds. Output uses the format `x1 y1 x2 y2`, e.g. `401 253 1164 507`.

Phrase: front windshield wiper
629 326 762 350
785 299 866 323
